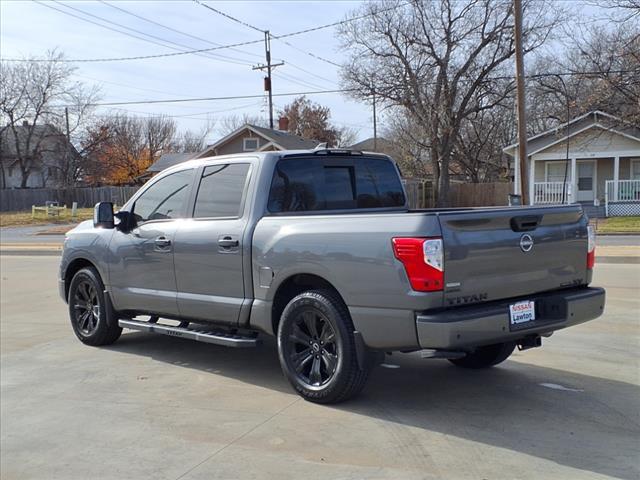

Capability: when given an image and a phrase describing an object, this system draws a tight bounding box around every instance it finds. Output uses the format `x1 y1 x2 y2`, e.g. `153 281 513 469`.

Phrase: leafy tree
280 96 356 147
84 114 176 185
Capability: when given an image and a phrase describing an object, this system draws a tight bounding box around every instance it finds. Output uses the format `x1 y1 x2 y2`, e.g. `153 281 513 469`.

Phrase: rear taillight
392 237 443 292
587 225 596 269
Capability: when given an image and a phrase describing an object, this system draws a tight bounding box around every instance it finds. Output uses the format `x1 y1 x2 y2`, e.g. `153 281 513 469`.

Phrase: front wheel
448 341 516 369
68 267 122 346
277 290 371 404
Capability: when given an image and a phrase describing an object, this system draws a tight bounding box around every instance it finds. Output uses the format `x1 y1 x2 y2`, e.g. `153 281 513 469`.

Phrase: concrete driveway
1 256 638 480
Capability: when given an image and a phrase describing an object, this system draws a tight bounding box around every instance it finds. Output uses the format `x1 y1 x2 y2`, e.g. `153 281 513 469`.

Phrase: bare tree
219 113 269 136
173 120 216 153
527 21 639 136
339 0 563 205
453 105 516 182
0 50 100 188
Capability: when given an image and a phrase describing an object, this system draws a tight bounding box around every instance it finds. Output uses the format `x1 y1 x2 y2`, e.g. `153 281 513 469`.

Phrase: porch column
529 157 535 205
513 151 520 195
613 156 620 201
570 157 577 203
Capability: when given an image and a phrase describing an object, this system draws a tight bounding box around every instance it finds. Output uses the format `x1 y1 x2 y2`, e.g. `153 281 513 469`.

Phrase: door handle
154 236 172 248
218 236 239 248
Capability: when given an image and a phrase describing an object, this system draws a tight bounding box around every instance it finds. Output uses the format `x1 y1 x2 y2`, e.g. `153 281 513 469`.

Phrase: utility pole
64 107 70 141
252 31 284 129
514 0 529 204
372 91 377 151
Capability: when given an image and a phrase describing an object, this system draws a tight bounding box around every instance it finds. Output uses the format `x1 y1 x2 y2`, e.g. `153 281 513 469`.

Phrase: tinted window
355 158 406 208
268 160 323 212
268 157 405 213
133 169 193 222
193 163 250 218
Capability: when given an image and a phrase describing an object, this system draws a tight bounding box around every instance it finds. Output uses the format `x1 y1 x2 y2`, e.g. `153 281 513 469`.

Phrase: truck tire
68 267 122 346
277 290 370 404
449 341 516 369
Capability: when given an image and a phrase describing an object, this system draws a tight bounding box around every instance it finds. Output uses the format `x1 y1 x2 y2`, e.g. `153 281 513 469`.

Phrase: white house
504 111 640 217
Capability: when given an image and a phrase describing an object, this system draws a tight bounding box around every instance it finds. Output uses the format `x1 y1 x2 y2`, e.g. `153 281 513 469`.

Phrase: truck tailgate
437 206 589 306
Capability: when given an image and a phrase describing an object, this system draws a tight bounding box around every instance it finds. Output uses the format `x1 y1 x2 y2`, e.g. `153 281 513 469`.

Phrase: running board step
118 319 259 348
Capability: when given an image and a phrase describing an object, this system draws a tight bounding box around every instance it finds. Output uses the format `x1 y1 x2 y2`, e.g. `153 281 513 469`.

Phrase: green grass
0 208 94 227
595 216 640 234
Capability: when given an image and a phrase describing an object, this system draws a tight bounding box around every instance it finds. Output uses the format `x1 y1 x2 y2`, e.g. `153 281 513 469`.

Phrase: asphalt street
1 256 639 480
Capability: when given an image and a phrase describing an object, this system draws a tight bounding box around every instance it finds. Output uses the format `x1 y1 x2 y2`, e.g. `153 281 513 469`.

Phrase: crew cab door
108 169 194 316
173 162 252 325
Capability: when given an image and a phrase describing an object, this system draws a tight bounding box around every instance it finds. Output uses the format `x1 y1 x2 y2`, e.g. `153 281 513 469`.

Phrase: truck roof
161 148 392 176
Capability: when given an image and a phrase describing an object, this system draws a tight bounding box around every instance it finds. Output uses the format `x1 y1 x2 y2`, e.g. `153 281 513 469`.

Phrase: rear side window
193 163 250 218
268 157 405 213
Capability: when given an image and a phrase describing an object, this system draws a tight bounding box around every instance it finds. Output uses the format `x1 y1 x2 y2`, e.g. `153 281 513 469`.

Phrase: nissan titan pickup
59 149 605 403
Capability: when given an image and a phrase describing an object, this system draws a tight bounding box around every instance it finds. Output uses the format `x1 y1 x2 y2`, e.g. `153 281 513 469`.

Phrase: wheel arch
64 257 100 301
270 273 348 336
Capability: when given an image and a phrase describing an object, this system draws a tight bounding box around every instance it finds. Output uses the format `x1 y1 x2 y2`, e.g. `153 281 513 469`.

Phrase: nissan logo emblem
520 234 534 252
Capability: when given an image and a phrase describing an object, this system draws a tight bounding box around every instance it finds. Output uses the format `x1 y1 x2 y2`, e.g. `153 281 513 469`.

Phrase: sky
0 0 373 143
0 0 609 145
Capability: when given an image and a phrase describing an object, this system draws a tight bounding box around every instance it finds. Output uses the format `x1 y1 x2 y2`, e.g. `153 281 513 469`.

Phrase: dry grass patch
0 208 94 227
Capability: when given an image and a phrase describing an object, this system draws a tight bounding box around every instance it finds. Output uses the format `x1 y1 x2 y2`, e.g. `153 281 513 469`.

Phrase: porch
529 157 640 217
505 111 640 217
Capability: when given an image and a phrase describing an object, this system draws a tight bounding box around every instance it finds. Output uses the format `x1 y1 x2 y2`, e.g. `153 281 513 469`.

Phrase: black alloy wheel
68 267 122 346
287 309 339 387
72 279 101 335
277 290 371 403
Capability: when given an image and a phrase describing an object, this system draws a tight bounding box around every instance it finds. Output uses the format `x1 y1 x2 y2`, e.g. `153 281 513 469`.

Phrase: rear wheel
68 267 122 346
277 290 371 404
449 341 516 369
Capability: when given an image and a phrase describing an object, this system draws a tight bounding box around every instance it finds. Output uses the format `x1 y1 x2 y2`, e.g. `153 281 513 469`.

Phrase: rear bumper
416 287 605 350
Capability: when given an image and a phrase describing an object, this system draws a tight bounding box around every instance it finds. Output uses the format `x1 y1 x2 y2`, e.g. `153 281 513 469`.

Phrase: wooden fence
448 182 512 207
1 181 513 212
404 179 512 208
0 186 139 212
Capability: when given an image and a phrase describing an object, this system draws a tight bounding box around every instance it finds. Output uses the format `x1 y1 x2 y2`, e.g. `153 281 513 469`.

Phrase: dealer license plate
509 300 535 326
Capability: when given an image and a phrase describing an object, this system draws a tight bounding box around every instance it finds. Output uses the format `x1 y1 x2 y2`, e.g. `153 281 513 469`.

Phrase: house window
631 160 640 180
546 162 571 183
243 138 259 152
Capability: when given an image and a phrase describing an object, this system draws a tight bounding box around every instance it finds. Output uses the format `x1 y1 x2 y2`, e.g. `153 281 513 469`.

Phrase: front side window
268 157 405 213
133 169 193 223
193 163 250 218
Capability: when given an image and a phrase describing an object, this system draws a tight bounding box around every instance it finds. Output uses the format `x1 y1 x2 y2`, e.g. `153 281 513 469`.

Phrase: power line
0 37 265 63
194 2 342 72
77 89 355 107
192 0 264 33
41 0 253 66
272 37 342 68
99 0 262 61
58 69 640 107
2 1 409 63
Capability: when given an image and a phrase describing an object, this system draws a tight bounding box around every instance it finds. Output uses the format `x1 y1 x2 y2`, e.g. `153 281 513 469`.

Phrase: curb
595 256 640 264
596 232 640 236
0 249 62 256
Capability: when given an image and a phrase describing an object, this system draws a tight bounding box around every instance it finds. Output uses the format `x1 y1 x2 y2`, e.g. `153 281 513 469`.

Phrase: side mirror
114 210 134 231
93 202 114 229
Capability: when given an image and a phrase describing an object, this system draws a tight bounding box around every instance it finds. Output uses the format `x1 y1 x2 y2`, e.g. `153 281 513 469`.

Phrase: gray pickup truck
59 149 605 403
